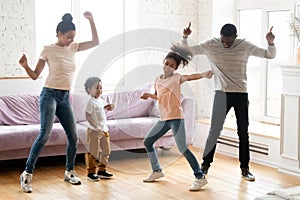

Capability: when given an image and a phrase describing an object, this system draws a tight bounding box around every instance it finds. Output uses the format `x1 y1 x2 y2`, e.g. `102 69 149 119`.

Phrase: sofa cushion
0 99 9 125
0 123 88 151
79 117 172 141
70 92 90 122
0 94 40 125
71 89 155 122
149 101 160 117
104 90 154 120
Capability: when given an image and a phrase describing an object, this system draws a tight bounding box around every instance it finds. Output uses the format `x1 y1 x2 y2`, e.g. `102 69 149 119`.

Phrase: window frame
236 2 295 125
35 0 140 92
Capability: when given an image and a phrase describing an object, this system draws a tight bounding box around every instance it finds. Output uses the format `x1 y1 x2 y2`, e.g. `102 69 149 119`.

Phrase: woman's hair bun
62 13 73 23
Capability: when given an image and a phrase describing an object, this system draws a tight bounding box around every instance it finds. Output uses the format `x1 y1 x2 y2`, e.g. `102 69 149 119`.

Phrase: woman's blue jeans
25 87 78 173
144 119 203 179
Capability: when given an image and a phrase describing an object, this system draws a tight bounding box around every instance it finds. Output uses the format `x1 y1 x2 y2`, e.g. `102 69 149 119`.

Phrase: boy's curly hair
84 77 101 94
165 44 193 69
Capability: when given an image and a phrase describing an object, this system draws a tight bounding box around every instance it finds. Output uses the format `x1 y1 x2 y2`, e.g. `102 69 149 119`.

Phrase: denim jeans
144 119 203 179
25 87 78 173
202 91 250 169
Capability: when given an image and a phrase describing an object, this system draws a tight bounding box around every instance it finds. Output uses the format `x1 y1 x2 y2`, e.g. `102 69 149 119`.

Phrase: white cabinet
279 65 300 176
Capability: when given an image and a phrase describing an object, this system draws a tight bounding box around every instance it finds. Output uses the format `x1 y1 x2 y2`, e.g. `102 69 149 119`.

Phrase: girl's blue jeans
144 119 203 179
25 87 78 173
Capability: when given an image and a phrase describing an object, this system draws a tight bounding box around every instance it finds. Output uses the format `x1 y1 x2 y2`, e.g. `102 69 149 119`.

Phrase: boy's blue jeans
25 87 78 173
144 119 204 179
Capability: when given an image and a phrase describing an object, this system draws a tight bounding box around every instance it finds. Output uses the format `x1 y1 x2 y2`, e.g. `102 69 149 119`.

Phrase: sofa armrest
181 96 195 145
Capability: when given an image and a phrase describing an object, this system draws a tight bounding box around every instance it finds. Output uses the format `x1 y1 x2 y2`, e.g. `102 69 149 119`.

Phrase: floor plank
0 146 300 200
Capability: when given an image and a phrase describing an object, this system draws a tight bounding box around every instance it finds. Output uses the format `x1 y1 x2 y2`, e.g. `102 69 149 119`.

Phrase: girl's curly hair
165 44 193 69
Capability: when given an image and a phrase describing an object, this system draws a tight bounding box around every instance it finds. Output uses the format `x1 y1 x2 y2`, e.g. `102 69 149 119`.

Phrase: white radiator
217 135 269 155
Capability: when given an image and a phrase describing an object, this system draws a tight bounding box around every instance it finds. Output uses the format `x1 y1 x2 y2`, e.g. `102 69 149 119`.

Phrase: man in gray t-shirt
183 23 276 181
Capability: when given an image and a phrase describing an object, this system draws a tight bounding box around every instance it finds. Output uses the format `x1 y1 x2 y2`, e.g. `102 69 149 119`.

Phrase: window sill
197 117 280 139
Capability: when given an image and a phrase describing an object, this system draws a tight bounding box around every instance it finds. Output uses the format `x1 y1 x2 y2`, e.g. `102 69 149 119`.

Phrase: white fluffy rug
255 186 300 200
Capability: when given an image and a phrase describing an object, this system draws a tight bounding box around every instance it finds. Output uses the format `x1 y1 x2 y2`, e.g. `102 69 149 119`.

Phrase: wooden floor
1 146 300 200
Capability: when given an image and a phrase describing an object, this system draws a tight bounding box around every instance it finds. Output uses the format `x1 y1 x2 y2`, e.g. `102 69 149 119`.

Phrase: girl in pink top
141 45 213 191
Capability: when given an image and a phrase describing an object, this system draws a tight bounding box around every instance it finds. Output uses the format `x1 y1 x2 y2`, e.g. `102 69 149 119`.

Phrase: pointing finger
269 26 273 33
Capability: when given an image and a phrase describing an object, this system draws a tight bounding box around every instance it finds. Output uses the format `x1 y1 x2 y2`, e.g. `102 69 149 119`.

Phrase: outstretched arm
180 70 213 84
140 92 158 100
264 26 276 58
266 26 275 46
104 104 114 111
182 22 191 47
78 11 99 51
183 22 192 38
19 54 45 80
181 22 206 55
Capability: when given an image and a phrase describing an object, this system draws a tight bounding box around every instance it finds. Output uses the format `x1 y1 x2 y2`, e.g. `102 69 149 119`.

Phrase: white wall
0 0 37 94
0 0 35 78
236 0 300 9
0 78 42 95
194 122 281 169
212 0 236 37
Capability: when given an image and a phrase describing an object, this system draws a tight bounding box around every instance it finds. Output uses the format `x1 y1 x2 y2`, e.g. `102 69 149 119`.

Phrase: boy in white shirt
84 77 114 181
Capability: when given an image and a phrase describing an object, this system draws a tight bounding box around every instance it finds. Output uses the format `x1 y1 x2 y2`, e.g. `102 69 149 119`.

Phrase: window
77 0 125 89
238 9 263 120
266 11 290 118
35 0 72 56
238 8 290 124
78 0 140 92
35 0 138 91
35 0 72 80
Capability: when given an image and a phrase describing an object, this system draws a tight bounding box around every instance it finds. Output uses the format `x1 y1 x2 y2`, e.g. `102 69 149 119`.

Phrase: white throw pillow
149 101 160 118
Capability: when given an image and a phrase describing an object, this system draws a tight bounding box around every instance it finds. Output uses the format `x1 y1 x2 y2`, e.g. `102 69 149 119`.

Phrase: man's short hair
220 23 237 37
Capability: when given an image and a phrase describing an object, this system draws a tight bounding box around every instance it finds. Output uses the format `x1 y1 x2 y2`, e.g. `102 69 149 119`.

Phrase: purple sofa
0 88 195 160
